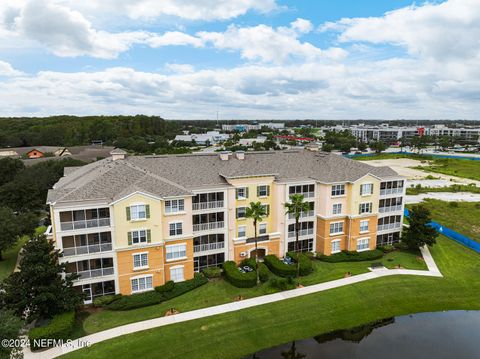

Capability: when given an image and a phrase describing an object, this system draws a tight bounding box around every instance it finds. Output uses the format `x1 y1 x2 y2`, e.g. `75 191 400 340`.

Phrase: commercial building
174 131 230 145
222 122 285 132
47 149 405 302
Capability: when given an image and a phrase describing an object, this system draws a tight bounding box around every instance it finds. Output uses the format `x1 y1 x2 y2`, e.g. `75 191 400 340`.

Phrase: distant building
174 131 230 145
327 124 424 143
274 135 315 143
428 125 480 143
222 122 285 132
238 136 267 146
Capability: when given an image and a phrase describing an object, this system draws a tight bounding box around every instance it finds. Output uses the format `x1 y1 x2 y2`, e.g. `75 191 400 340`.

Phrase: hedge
286 252 314 276
263 255 296 277
316 249 383 263
29 311 75 350
223 261 257 288
92 294 122 307
241 258 271 282
202 266 222 278
107 273 208 311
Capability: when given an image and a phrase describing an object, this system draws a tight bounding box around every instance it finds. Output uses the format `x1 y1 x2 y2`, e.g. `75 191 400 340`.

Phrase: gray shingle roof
48 150 400 204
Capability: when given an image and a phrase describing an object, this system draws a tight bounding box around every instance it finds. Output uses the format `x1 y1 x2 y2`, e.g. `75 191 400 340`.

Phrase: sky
0 0 479 120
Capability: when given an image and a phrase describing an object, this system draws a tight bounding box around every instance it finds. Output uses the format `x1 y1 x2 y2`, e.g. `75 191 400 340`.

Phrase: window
131 275 153 293
129 204 148 220
236 207 246 219
170 266 184 282
332 203 342 215
166 244 187 261
360 183 373 196
261 204 270 216
289 184 315 195
331 184 345 196
330 222 344 235
257 185 270 197
129 229 149 245
259 223 267 235
165 199 184 214
133 253 148 269
236 187 248 199
360 220 369 232
357 238 370 251
359 202 373 214
331 240 341 254
169 222 183 237
237 225 246 238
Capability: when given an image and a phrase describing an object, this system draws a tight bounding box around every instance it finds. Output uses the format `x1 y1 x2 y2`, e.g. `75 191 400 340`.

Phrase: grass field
351 153 433 161
406 184 480 195
63 236 480 359
413 199 480 243
0 235 28 281
413 158 480 181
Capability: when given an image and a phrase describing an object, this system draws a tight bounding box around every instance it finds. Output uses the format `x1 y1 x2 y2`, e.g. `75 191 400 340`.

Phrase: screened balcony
62 232 112 257
59 208 110 231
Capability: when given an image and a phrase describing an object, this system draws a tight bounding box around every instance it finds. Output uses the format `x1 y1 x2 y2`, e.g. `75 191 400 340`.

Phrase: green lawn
81 249 423 335
352 153 433 161
412 199 480 243
64 236 480 359
414 158 480 181
406 184 480 195
0 235 28 281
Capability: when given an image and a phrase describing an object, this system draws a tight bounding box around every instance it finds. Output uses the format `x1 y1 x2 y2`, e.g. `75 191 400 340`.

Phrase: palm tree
245 201 267 285
284 194 311 279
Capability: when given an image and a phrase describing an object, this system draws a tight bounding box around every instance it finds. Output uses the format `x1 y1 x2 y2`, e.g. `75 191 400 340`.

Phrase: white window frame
236 207 247 219
133 252 149 270
170 265 185 282
259 223 267 235
331 184 346 197
257 185 269 197
357 237 370 252
169 222 183 237
359 202 373 214
360 183 373 196
165 199 185 214
236 187 248 200
331 240 341 254
332 203 342 215
130 204 147 220
360 220 369 233
237 225 246 238
131 275 153 293
166 243 187 261
131 229 147 245
329 221 344 235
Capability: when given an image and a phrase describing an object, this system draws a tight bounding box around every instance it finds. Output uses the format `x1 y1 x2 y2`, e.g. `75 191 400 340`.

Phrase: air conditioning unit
240 251 247 257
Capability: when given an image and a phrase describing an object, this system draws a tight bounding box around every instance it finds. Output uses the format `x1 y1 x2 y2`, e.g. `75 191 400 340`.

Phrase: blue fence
404 208 480 253
346 151 480 161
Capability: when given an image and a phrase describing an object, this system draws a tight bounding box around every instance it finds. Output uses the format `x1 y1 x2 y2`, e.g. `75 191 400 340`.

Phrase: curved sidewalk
25 246 441 359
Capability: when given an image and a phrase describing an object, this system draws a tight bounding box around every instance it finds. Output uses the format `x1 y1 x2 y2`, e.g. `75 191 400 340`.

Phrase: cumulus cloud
0 61 24 77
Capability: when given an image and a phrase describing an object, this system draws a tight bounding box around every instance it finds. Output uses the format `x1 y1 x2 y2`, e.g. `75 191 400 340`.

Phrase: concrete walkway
25 246 441 359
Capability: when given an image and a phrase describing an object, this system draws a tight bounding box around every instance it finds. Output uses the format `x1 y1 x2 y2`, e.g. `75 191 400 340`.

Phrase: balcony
377 222 402 231
379 205 403 214
60 218 110 231
76 267 114 280
380 188 403 196
288 210 315 220
288 228 314 239
194 241 225 253
193 221 225 233
192 200 224 211
63 243 113 257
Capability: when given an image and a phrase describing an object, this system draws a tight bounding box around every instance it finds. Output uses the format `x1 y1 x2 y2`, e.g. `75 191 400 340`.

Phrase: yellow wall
348 175 381 216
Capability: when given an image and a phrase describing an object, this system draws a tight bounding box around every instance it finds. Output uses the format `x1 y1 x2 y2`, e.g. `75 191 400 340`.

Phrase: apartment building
428 125 480 143
47 149 405 303
327 124 423 143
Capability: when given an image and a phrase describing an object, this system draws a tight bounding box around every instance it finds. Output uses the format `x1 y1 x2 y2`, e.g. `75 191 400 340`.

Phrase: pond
244 311 480 359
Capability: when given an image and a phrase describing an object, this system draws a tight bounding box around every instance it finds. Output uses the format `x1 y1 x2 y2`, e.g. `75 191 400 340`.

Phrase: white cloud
146 32 204 48
0 61 24 77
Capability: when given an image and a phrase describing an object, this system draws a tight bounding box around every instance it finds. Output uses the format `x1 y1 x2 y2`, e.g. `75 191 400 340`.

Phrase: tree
402 205 438 250
245 201 267 285
0 309 23 359
369 140 387 153
284 194 311 279
322 143 333 152
0 235 84 321
357 142 367 151
0 158 24 187
0 207 36 261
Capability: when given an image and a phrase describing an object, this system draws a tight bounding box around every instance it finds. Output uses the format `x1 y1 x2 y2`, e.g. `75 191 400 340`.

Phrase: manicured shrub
240 258 271 282
155 280 175 293
263 255 296 277
286 252 314 276
223 261 256 288
29 311 75 350
377 244 395 253
393 242 409 250
316 249 383 263
268 277 295 291
92 294 122 307
162 274 208 300
202 266 222 279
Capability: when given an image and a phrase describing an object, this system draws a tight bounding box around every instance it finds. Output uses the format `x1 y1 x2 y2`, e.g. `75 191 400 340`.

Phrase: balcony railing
63 243 113 257
291 191 314 199
288 210 314 220
60 218 111 231
75 267 114 280
380 188 403 196
379 205 403 213
288 228 314 238
193 221 225 233
192 200 224 211
377 222 402 231
194 241 225 253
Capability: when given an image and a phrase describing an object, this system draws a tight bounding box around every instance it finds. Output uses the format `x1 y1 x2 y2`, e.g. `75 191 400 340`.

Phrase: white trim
168 221 183 238
331 239 341 254
130 274 154 294
110 191 161 205
356 237 370 252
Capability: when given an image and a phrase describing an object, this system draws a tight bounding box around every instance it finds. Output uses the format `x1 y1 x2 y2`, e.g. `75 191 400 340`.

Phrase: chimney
110 148 127 161
235 151 245 160
219 151 230 161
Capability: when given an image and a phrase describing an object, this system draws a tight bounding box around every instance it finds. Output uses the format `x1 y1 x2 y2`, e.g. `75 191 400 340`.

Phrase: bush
202 267 222 279
240 258 271 282
264 255 296 277
162 274 208 300
377 244 395 253
286 252 314 276
92 294 122 307
155 280 175 293
317 249 383 263
223 261 256 288
393 241 409 250
29 311 75 350
269 277 295 291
